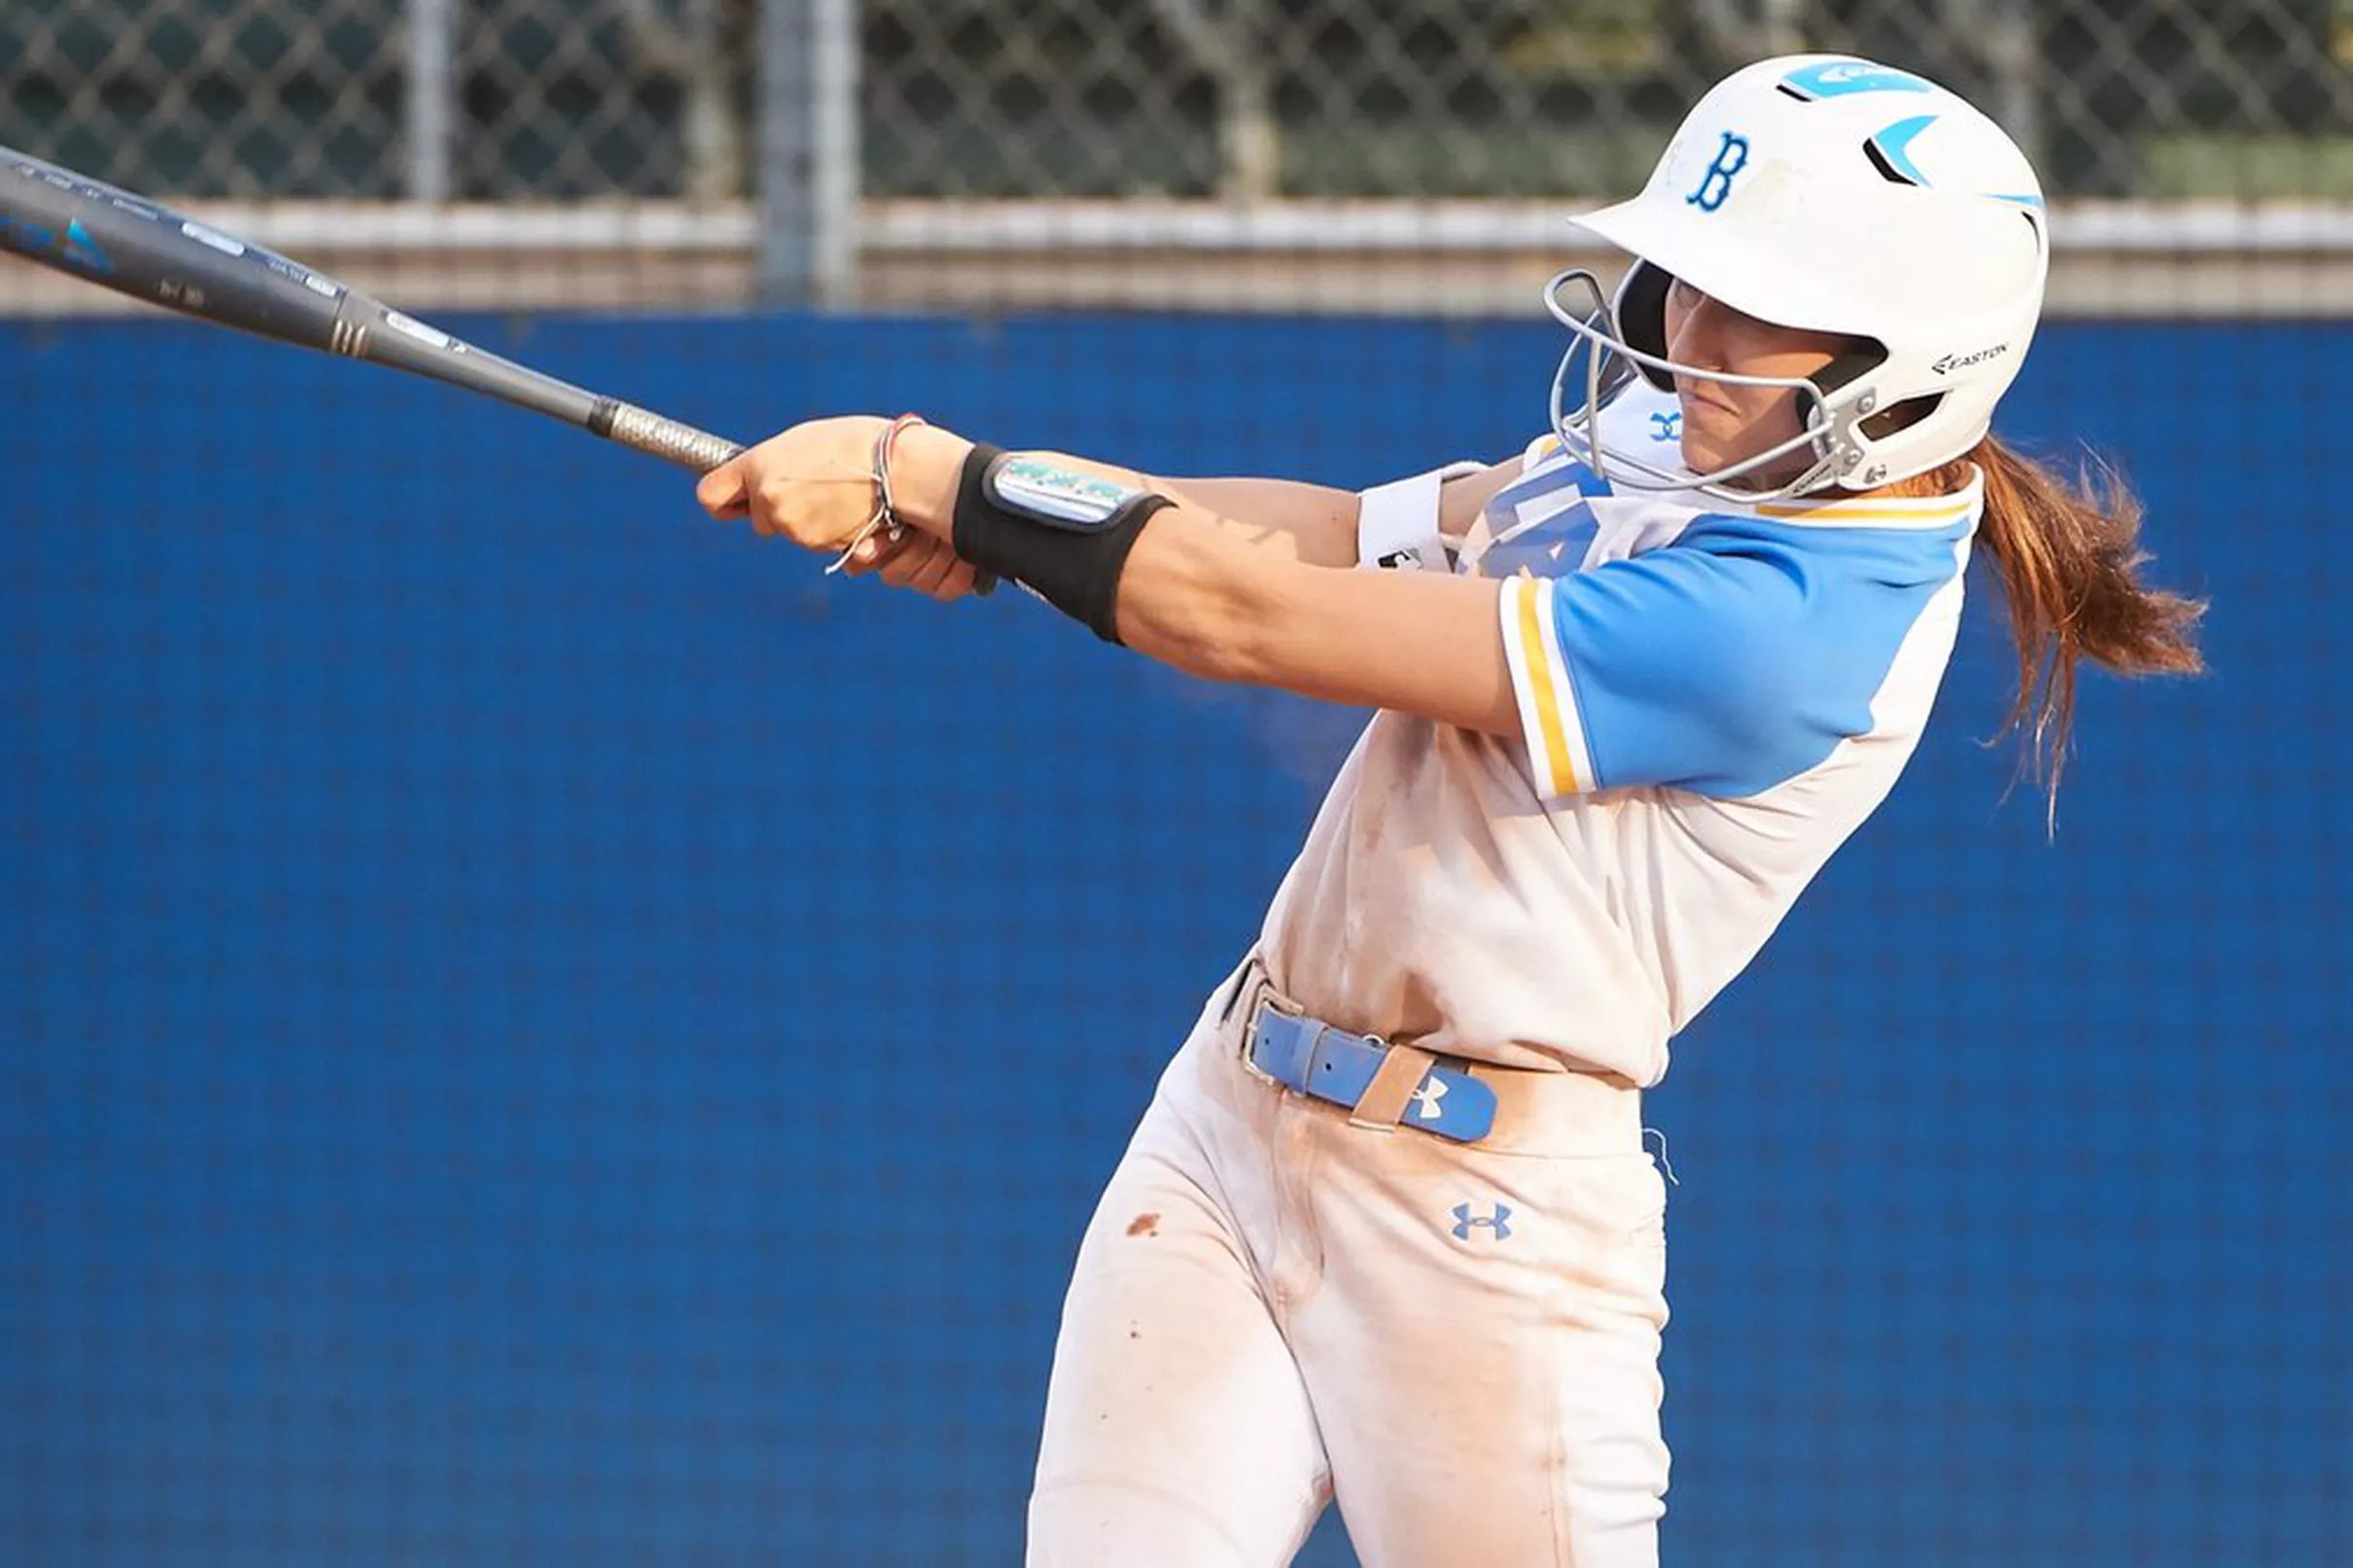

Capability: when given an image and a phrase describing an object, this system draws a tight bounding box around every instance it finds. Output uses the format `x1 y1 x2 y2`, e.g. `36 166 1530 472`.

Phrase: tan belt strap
1346 1042 1439 1132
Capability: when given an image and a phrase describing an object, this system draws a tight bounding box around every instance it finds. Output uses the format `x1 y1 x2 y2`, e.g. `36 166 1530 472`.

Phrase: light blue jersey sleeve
1496 510 1975 799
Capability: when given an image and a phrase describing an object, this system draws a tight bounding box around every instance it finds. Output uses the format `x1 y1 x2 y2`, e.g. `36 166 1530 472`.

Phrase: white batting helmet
1546 54 2050 499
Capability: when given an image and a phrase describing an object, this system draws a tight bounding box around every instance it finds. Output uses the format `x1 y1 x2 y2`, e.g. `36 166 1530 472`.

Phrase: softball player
700 54 2201 1568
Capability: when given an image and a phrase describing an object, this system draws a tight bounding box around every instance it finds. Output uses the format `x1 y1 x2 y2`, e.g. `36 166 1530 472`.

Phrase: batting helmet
1547 54 2050 499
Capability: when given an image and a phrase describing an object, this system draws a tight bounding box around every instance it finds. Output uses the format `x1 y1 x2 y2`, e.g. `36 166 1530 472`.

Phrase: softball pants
1027 972 1672 1568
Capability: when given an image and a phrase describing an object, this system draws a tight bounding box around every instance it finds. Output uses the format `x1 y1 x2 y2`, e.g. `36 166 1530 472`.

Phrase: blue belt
1244 999 1497 1144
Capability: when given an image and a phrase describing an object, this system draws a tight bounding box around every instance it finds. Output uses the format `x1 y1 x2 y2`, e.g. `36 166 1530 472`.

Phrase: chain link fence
0 0 753 198
7 0 2353 203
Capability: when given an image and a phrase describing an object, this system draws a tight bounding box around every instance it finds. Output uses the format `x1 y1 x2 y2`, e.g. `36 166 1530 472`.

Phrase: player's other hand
841 532 987 602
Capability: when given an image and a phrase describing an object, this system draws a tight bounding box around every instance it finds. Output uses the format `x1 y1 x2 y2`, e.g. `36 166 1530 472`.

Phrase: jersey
1255 381 1984 1085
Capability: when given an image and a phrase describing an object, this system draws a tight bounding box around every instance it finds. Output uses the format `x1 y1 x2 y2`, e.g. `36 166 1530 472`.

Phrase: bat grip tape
593 400 745 474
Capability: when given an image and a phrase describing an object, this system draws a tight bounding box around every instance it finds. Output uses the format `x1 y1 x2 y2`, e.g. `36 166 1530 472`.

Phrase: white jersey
1257 382 1984 1085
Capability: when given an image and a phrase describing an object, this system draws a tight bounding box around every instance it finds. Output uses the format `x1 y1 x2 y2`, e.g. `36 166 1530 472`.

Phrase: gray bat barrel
1 146 746 475
0 147 347 346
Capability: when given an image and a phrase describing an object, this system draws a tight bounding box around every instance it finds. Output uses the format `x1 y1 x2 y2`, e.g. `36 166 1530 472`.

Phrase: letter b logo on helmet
1684 130 1750 212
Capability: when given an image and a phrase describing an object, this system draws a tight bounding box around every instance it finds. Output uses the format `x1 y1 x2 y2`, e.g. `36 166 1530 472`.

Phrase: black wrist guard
951 444 1174 644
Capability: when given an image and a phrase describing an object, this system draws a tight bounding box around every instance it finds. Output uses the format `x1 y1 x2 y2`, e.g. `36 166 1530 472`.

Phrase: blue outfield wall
1 312 2346 1567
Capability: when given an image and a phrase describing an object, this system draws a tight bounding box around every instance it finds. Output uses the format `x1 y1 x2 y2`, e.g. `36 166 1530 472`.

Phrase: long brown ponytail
1910 436 2205 805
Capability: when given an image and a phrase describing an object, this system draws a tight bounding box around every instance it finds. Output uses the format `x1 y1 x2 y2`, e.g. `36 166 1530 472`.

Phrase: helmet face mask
1544 266 1887 502
1549 54 2050 500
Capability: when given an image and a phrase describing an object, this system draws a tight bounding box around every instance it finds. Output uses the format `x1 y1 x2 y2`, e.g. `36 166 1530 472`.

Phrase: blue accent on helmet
1780 60 1934 99
1870 114 1940 187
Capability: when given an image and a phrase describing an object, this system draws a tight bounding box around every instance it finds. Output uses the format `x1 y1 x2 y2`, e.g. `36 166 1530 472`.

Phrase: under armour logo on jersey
1451 1202 1513 1241
1649 411 1681 441
1685 131 1749 212
1409 1078 1449 1121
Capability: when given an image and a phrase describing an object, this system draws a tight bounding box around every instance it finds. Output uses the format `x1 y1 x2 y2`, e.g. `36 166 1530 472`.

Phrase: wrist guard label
987 454 1149 531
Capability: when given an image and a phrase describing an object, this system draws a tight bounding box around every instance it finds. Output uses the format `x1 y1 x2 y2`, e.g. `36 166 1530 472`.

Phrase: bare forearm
1115 508 1519 736
1015 457 1363 567
878 425 1519 733
1162 464 1525 568
1152 476 1363 567
916 438 1519 573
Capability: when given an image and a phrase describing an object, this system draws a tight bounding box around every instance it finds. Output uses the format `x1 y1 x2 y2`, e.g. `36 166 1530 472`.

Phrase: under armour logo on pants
1451 1202 1513 1240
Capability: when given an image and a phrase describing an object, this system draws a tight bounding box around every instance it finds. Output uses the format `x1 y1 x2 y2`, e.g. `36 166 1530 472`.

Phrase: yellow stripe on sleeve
1752 501 1971 523
1513 578 1580 793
